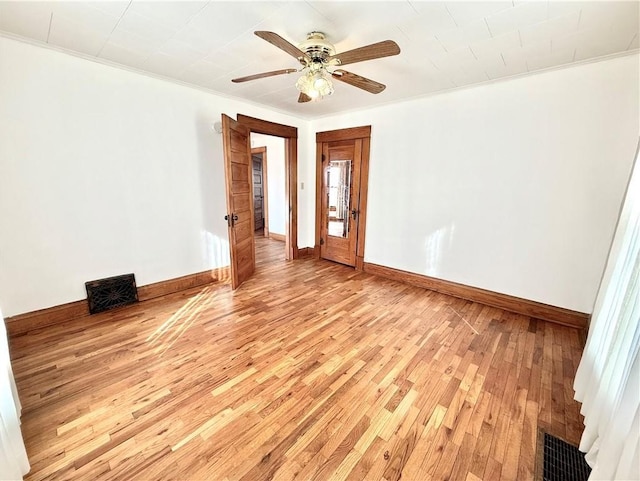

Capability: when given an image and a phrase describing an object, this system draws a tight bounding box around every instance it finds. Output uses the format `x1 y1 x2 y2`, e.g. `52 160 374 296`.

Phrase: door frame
315 125 371 270
238 114 298 260
251 146 269 237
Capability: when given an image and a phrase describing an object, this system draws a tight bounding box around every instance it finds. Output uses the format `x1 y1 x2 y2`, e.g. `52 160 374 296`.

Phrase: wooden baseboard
137 267 229 301
363 262 589 329
269 232 285 242
297 247 315 258
5 300 91 338
5 266 231 337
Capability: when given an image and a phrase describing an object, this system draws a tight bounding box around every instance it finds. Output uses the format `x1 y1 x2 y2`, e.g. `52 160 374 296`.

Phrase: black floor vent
543 432 591 481
85 273 138 314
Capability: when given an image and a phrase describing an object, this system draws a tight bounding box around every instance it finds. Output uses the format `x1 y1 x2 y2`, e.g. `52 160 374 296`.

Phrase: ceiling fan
232 31 401 103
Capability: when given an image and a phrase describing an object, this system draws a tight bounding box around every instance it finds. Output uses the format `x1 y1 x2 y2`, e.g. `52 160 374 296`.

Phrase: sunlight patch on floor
146 286 215 355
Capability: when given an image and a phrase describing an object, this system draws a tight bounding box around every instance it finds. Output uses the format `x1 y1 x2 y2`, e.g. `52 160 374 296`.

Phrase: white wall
310 54 639 313
0 37 308 317
1 35 637 318
250 133 285 236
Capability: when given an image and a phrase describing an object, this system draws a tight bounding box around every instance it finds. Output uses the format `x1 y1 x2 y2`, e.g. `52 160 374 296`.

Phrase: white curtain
574 141 640 481
0 309 30 481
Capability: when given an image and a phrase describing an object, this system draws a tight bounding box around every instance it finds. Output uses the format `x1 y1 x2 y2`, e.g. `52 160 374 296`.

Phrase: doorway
238 114 298 261
315 126 371 270
251 147 268 237
221 114 299 290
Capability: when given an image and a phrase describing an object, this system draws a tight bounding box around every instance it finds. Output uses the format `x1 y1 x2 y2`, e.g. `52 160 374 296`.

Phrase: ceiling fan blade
331 70 386 94
255 31 310 63
298 92 312 103
327 40 400 66
232 68 297 83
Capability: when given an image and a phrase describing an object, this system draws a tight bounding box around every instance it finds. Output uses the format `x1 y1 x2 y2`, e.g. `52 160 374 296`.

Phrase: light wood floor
10 237 585 481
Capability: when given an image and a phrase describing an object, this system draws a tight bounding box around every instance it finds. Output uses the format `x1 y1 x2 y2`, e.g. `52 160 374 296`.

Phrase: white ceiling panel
142 52 192 78
0 1 637 119
526 44 575 71
204 49 252 74
429 46 479 71
449 66 490 87
126 1 207 30
469 30 521 61
98 41 150 68
307 1 418 34
88 1 130 18
180 59 226 85
547 1 583 19
50 2 120 33
0 2 51 42
48 13 111 56
578 1 640 32
187 2 282 45
396 30 446 58
115 10 177 44
106 27 159 56
573 27 638 62
170 25 222 55
484 54 528 80
400 2 456 35
436 19 493 51
445 1 512 26
253 2 341 45
501 40 551 67
485 1 549 37
519 11 580 47
158 38 204 65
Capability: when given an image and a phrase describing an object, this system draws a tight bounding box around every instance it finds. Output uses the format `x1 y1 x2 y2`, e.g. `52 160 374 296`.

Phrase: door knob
225 214 239 227
351 209 358 220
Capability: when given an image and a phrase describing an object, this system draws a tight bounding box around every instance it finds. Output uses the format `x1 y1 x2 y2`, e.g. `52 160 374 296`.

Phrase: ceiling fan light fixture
235 31 400 103
296 69 334 101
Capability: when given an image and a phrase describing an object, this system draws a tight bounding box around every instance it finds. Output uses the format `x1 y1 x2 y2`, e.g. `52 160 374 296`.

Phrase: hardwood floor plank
10 237 585 480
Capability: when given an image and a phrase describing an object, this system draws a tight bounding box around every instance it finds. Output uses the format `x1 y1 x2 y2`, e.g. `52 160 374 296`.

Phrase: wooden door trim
315 126 371 270
238 114 298 260
314 141 323 259
251 147 269 237
238 115 297 138
355 137 371 271
316 126 371 143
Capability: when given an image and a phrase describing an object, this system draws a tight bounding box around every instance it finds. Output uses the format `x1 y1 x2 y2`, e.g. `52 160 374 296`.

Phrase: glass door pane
326 159 352 238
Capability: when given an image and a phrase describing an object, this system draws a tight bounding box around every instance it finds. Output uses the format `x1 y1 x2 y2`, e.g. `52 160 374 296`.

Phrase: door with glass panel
319 139 363 266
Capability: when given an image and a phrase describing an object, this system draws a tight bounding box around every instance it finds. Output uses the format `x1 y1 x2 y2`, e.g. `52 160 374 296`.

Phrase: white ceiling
0 1 638 119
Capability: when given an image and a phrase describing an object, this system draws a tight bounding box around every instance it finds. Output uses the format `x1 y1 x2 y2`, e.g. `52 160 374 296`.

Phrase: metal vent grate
85 273 138 314
543 432 591 481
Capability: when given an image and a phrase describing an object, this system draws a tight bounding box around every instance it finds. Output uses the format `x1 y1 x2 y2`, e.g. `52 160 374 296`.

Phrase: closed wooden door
221 114 255 289
319 139 363 266
252 156 264 231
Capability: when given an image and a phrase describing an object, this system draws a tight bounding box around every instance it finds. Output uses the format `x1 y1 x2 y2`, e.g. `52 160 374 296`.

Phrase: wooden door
319 139 363 266
221 114 255 289
252 155 264 231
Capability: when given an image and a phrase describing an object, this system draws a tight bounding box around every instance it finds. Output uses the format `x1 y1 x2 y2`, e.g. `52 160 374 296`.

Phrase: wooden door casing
237 115 297 260
222 114 255 289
